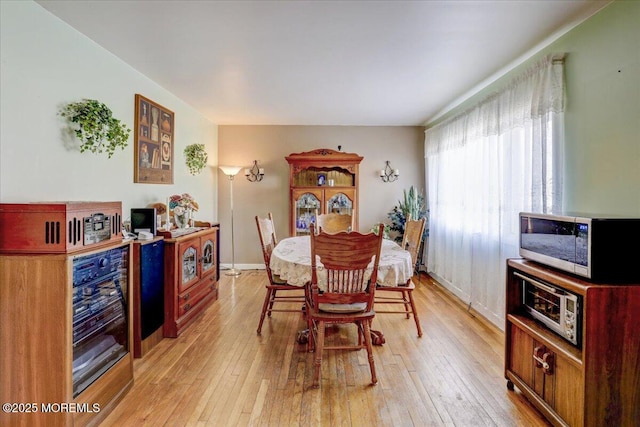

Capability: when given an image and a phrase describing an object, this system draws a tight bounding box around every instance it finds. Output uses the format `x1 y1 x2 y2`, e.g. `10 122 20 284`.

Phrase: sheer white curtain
424 54 565 328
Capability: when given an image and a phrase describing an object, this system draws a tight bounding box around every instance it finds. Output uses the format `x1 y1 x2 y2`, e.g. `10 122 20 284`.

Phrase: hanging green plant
184 143 208 175
59 99 131 158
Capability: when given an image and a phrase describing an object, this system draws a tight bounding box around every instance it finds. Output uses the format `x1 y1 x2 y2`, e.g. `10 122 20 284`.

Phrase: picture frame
317 173 326 186
134 94 174 184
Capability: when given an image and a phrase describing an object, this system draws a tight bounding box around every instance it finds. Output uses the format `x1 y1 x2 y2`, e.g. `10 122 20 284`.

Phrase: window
424 54 565 328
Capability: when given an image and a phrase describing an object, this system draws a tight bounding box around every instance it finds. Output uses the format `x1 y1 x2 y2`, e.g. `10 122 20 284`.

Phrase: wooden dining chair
314 210 354 234
307 223 384 388
374 214 426 337
255 213 306 335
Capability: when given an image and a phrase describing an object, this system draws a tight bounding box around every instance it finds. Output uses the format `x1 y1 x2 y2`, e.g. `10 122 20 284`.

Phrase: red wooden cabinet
163 226 220 338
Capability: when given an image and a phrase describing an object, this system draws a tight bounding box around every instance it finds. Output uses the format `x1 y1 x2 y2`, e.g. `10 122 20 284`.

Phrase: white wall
0 1 219 223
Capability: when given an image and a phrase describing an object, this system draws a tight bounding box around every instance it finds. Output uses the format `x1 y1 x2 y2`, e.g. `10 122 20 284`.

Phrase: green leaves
387 186 428 242
59 99 130 158
184 143 208 175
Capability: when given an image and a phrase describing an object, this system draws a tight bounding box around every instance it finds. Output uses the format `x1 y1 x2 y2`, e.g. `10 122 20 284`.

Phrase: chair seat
377 280 416 291
318 302 367 313
310 306 375 321
271 273 288 285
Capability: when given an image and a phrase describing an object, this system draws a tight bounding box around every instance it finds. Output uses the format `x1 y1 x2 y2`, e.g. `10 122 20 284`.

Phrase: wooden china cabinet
163 226 220 337
285 148 363 236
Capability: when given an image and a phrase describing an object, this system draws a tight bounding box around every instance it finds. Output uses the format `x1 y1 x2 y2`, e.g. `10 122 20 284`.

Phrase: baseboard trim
220 263 264 271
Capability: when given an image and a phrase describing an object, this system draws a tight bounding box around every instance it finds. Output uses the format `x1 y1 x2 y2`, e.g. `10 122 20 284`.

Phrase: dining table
270 234 414 345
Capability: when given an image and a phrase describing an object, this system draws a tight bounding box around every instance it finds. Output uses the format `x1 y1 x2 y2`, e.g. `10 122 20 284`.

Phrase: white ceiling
36 0 610 126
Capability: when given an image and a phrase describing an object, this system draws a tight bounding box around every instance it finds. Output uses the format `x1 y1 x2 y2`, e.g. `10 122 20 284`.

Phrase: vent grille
45 221 61 245
67 218 81 245
112 212 122 235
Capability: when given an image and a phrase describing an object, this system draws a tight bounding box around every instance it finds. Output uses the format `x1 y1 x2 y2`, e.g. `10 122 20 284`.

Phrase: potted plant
59 99 130 158
387 186 428 243
184 143 208 175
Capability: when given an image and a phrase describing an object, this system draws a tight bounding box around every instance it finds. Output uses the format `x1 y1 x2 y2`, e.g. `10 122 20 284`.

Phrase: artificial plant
184 143 208 175
59 99 130 158
387 186 428 243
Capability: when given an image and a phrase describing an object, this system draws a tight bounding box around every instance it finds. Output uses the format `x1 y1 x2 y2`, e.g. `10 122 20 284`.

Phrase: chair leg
402 290 411 319
306 291 315 353
312 320 325 388
267 289 277 316
361 320 377 385
257 288 273 335
408 291 423 337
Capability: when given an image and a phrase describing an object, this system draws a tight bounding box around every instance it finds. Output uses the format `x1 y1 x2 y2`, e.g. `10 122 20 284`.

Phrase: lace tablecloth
270 236 413 288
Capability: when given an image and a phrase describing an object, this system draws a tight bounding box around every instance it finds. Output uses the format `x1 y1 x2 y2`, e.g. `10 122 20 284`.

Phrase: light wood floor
100 271 551 426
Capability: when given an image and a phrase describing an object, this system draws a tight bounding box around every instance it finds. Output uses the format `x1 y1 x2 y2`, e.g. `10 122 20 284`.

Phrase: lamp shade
219 165 243 176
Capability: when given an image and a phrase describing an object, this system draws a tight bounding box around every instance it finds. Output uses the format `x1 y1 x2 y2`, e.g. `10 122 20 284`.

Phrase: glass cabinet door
325 191 354 215
201 237 215 277
72 245 129 398
179 244 198 292
293 190 321 235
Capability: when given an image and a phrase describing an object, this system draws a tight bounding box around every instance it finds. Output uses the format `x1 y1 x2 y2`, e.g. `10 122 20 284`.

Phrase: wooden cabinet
286 148 363 236
163 226 220 337
0 241 134 427
132 237 164 357
505 259 640 427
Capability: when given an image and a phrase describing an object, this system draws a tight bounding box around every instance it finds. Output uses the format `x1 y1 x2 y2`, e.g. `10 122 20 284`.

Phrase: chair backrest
255 213 278 268
315 210 354 234
309 223 384 310
401 214 426 270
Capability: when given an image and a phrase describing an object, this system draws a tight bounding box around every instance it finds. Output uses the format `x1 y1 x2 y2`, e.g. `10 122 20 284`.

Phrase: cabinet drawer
178 276 216 318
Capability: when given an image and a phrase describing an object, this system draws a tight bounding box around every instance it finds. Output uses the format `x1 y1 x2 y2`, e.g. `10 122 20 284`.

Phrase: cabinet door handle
542 352 554 375
183 293 190 300
532 347 554 375
533 346 545 368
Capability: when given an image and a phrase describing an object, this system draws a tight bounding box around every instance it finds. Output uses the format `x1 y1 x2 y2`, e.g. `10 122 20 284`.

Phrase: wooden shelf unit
0 241 134 427
163 226 220 338
285 148 363 236
505 258 640 427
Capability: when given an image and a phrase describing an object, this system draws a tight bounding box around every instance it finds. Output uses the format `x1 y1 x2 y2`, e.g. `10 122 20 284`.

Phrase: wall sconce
245 160 265 182
380 161 400 182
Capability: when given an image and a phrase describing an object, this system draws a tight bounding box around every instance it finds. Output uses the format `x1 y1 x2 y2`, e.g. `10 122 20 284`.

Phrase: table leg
296 329 309 344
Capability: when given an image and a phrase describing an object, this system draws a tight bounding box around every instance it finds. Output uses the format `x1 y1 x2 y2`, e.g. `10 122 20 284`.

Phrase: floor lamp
219 165 243 276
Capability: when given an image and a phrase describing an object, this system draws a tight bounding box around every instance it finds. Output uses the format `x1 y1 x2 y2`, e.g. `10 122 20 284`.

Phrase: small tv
131 208 156 235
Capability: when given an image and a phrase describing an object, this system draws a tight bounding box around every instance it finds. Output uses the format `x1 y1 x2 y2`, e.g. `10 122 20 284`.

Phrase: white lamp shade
219 165 243 176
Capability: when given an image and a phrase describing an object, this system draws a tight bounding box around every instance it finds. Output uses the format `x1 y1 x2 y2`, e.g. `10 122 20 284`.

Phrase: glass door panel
326 192 353 215
201 238 215 277
72 245 129 398
295 191 321 235
180 245 198 291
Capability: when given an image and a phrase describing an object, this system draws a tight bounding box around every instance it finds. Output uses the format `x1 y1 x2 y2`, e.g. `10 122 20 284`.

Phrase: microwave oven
514 271 580 346
519 212 640 282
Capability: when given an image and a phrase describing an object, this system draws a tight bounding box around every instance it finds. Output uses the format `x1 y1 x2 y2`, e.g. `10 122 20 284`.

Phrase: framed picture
134 94 174 184
317 173 326 186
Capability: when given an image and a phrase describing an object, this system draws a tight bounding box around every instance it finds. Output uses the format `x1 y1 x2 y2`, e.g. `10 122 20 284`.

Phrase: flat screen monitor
131 208 156 235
